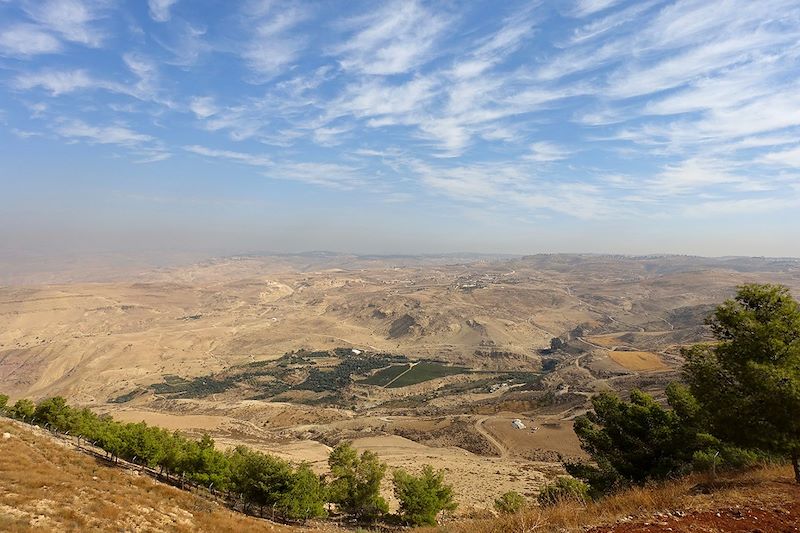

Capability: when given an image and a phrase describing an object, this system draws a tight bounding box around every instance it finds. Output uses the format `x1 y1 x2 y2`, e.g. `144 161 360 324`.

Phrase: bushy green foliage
5 396 341 522
277 463 327 521
0 394 8 412
567 386 697 494
10 398 35 420
392 465 457 526
682 284 800 482
493 490 525 514
328 442 388 521
566 383 758 496
537 477 589 506
564 284 799 496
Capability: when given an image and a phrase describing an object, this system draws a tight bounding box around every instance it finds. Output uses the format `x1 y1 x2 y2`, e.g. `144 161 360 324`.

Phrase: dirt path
474 416 508 458
383 361 418 388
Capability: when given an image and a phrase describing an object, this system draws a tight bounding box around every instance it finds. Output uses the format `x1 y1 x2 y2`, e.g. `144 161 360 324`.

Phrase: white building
512 419 526 430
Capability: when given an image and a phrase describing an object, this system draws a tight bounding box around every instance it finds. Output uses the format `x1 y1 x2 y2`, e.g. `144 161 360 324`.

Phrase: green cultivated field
362 363 412 386
387 361 470 388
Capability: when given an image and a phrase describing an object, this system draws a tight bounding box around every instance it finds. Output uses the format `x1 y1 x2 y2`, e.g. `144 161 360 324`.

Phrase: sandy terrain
351 434 555 511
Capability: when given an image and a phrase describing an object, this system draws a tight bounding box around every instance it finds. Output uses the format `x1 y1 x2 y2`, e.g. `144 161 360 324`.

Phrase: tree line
537 283 800 504
0 395 455 526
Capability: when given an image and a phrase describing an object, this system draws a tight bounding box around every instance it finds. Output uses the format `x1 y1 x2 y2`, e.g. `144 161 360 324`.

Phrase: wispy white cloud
606 32 791 99
24 0 107 47
571 0 626 18
0 23 62 56
241 5 309 80
413 159 616 219
184 144 271 166
153 23 209 66
15 69 96 95
264 161 363 188
526 142 572 162
569 1 657 44
14 55 170 106
761 145 800 168
148 0 178 22
185 144 363 188
188 96 217 118
332 0 449 75
55 119 153 146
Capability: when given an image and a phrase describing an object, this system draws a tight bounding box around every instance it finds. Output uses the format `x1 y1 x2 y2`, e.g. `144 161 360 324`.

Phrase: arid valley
3 253 798 513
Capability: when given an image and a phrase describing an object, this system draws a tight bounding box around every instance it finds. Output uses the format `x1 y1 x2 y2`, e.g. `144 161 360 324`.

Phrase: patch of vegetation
501 371 543 391
151 376 234 397
378 393 435 410
296 349 331 358
537 477 589 506
361 363 412 386
295 356 396 392
494 490 525 514
162 374 187 385
386 361 469 388
108 389 144 404
149 351 409 402
273 392 343 407
541 358 559 372
438 377 497 394
248 381 291 400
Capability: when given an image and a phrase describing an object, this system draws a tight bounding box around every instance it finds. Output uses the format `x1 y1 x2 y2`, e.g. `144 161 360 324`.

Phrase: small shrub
537 477 589 506
494 490 525 514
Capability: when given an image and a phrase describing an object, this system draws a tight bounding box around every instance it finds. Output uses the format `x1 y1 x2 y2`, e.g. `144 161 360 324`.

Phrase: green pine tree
683 283 800 483
392 465 457 526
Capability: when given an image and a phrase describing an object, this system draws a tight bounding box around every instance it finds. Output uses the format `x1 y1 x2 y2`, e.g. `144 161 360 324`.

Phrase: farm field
386 361 471 388
362 363 413 386
607 351 668 372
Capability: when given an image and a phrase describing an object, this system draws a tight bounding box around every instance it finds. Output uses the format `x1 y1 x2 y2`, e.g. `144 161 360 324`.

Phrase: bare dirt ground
587 479 800 533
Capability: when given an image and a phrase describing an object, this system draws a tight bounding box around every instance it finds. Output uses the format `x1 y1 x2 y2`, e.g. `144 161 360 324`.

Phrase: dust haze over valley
3 252 799 511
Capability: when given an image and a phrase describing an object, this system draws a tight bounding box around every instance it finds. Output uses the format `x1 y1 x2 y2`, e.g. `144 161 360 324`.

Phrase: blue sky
1 0 800 259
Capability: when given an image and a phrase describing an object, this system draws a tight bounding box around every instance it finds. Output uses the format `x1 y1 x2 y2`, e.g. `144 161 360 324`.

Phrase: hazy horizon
3 0 800 261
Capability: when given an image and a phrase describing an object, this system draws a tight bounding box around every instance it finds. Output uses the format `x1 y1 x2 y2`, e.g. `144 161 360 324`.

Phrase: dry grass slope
0 420 307 532
424 464 799 532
